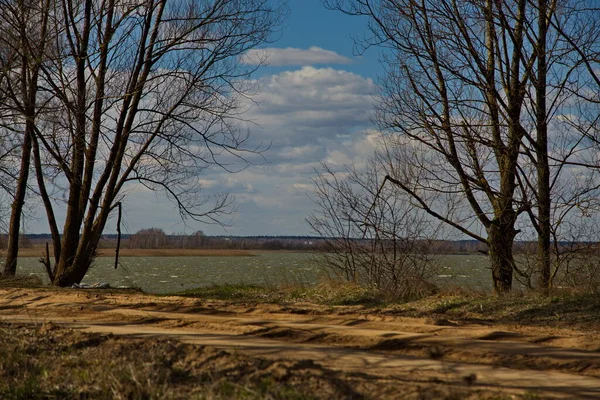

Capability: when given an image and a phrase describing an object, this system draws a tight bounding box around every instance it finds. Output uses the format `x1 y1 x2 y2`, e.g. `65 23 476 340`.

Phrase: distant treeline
4 229 595 255
13 230 331 252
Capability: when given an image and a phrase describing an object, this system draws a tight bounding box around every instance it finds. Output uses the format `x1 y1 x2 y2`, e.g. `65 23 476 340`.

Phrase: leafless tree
0 0 52 277
128 228 168 249
326 0 600 293
308 161 439 299
1 0 283 285
513 0 600 290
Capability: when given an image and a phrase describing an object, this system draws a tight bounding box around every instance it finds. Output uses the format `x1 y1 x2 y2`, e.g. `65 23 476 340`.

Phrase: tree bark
487 220 517 293
53 224 103 286
2 128 32 277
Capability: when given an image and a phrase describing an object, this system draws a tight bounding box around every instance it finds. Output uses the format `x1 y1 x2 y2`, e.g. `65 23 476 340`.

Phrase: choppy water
437 254 491 289
8 253 493 294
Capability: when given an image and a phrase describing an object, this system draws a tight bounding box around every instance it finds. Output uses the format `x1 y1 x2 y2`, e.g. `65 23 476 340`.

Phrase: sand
2 287 600 399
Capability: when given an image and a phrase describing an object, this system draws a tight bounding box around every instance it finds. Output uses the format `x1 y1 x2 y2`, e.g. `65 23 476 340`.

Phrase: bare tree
0 0 52 277
326 0 539 292
326 0 600 293
511 1 600 289
308 161 439 299
129 228 168 249
2 0 283 286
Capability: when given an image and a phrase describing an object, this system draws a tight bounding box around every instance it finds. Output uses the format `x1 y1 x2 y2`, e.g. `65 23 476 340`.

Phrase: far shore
2 247 260 258
1 247 491 258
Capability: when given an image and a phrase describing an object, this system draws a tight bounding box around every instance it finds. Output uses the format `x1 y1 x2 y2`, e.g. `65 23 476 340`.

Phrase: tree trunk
487 220 517 293
2 128 32 277
31 134 61 266
53 247 97 287
52 193 84 284
53 205 111 287
53 233 100 286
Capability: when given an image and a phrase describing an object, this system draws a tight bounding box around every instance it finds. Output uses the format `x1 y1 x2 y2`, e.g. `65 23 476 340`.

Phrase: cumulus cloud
234 69 383 232
245 66 377 149
242 46 352 66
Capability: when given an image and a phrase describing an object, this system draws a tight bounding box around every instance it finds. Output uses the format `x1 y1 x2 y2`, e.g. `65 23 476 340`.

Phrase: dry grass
374 286 600 330
0 275 44 288
176 281 386 306
0 321 354 399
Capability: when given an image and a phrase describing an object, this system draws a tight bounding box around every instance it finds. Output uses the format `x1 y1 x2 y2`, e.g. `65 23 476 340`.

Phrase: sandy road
2 287 600 399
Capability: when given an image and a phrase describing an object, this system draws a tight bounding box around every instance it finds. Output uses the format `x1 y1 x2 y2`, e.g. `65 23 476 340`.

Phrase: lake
8 253 493 293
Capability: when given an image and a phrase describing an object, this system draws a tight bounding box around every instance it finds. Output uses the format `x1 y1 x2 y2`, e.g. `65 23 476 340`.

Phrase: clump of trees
128 228 169 250
0 0 283 286
322 0 600 293
128 228 207 249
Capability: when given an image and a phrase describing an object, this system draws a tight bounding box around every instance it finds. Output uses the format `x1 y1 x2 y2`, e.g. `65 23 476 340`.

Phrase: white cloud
291 183 313 191
246 66 376 147
242 46 352 66
197 179 217 189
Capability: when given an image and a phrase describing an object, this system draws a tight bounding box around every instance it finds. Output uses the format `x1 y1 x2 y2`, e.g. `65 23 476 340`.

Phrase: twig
115 202 122 269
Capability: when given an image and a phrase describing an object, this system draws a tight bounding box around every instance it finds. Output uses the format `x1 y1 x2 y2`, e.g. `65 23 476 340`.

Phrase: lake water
9 253 493 293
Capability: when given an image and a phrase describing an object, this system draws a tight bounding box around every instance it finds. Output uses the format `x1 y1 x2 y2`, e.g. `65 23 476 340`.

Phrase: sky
25 0 384 236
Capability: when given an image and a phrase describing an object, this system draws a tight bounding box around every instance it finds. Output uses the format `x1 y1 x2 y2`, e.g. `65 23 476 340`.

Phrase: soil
2 287 600 399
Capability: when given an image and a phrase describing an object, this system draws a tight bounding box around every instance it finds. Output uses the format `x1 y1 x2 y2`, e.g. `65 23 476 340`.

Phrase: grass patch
178 283 275 301
378 288 600 328
0 274 44 288
176 281 385 306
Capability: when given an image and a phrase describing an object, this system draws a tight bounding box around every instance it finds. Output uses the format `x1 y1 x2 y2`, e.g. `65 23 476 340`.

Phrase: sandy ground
2 287 600 399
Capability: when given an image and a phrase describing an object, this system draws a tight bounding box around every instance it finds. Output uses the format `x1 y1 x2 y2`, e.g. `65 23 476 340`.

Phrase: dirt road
2 287 600 399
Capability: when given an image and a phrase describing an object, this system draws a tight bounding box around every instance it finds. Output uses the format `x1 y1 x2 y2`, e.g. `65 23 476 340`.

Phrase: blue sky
259 0 380 78
26 1 384 236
